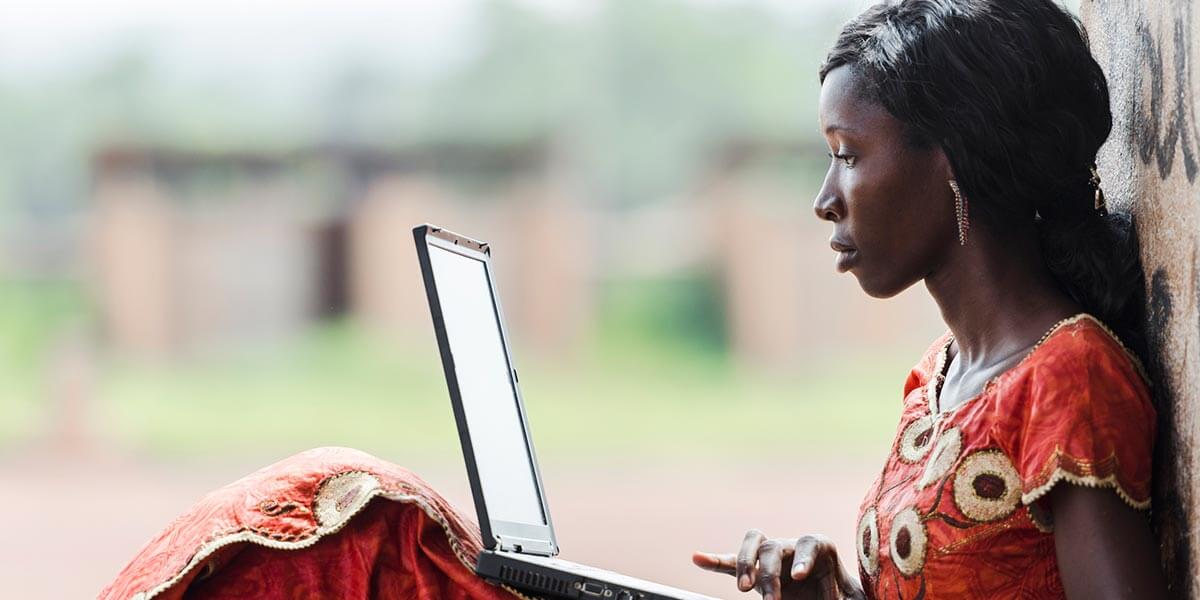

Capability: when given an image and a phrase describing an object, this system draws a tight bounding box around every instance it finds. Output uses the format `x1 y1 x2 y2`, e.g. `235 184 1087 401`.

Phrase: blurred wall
90 144 596 357
89 139 948 366
1082 1 1200 596
91 150 324 355
349 170 592 353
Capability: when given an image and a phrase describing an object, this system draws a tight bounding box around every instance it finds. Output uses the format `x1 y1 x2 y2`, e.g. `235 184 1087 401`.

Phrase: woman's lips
830 239 858 273
835 248 859 273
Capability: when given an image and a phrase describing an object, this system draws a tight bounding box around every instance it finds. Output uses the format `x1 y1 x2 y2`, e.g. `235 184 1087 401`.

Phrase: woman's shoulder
994 314 1156 509
901 314 1151 407
1019 313 1151 395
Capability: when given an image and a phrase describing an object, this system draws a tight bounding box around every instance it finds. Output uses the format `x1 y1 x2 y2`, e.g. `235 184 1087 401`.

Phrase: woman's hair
819 0 1147 358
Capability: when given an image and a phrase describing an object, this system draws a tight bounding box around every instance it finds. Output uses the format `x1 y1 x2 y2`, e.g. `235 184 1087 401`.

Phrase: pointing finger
691 551 737 575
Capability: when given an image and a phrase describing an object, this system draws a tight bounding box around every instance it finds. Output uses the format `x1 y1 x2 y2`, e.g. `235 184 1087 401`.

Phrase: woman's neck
924 224 1080 370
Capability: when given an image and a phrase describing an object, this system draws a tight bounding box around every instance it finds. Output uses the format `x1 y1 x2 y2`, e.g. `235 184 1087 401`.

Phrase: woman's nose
813 190 843 223
813 169 844 222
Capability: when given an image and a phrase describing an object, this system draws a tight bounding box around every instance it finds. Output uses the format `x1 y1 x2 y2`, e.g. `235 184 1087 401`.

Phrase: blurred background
0 0 1073 597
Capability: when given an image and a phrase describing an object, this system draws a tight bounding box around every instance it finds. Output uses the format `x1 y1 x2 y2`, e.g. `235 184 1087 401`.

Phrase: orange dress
855 314 1154 599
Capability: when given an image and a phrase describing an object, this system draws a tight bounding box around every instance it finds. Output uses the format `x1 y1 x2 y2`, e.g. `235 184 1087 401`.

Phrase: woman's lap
100 447 519 600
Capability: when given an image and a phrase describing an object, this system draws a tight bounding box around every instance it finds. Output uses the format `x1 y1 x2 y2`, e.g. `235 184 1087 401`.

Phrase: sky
0 0 479 82
0 0 862 85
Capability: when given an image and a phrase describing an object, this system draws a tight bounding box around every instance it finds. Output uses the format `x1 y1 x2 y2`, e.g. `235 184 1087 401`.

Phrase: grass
94 323 907 464
3 278 913 465
0 280 91 446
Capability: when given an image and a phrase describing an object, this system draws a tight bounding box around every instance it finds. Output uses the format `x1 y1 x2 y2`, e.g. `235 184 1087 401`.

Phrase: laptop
413 224 720 600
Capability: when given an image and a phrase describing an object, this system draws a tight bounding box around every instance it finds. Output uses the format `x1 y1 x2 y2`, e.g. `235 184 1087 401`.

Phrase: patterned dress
855 314 1154 599
100 447 523 600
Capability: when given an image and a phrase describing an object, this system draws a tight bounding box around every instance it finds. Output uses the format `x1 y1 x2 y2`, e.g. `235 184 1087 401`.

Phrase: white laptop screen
427 242 547 527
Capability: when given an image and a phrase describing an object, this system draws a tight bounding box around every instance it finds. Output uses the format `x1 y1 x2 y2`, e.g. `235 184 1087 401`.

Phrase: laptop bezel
413 223 559 557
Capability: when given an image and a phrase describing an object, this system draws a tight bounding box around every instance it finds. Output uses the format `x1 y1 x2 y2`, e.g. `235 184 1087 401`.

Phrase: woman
692 0 1167 598
104 1 1168 599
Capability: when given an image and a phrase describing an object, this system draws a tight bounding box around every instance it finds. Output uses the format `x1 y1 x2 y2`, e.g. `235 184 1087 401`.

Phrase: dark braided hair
819 0 1146 358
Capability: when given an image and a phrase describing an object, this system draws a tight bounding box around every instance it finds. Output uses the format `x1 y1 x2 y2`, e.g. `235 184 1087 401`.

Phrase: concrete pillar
348 174 461 339
172 186 317 352
348 172 592 358
92 159 321 356
498 179 592 356
712 185 807 369
1082 2 1200 596
90 174 175 356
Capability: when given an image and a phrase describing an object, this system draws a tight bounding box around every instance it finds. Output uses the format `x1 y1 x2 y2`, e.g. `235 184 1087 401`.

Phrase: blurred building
89 142 593 357
89 138 944 366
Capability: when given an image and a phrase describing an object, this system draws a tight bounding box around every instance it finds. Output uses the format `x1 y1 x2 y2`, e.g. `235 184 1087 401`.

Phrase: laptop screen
426 242 548 528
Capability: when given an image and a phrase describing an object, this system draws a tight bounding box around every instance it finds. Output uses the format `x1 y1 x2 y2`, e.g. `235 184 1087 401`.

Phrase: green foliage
0 281 87 370
595 273 728 359
0 281 89 444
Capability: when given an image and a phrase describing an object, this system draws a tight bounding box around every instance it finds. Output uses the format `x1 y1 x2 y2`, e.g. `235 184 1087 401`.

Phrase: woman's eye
827 152 857 169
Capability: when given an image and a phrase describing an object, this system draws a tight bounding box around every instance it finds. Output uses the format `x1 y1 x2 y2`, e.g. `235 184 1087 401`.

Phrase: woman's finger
691 551 737 575
792 535 841 599
737 529 767 592
755 539 791 600
787 535 825 580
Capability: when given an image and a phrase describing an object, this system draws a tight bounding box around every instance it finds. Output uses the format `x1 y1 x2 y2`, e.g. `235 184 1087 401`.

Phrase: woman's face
814 66 957 298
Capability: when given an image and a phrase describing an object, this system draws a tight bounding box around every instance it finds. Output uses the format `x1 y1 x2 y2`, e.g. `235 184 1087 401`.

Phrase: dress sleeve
1006 325 1155 510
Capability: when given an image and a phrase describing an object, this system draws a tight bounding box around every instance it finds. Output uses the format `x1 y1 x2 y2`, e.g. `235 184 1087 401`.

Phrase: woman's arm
1050 484 1168 599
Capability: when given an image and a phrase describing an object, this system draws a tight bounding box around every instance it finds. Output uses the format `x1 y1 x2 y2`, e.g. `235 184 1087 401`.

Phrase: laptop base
477 550 715 600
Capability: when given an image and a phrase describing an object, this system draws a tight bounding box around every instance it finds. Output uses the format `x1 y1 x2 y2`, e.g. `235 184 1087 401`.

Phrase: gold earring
1089 164 1108 215
949 180 969 245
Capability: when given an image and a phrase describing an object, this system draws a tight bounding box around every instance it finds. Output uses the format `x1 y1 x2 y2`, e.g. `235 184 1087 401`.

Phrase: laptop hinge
496 536 557 556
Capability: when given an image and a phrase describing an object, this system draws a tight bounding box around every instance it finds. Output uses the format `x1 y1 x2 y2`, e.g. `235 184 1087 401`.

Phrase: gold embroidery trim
135 470 533 600
951 449 1022 523
1027 503 1054 534
1072 313 1151 384
931 520 1017 555
857 507 880 577
1021 447 1149 510
915 426 961 490
1021 467 1150 510
888 506 928 578
924 336 952 414
924 312 1147 417
897 415 936 464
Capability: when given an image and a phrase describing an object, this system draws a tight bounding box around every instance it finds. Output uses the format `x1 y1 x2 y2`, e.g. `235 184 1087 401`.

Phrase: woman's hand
692 530 865 600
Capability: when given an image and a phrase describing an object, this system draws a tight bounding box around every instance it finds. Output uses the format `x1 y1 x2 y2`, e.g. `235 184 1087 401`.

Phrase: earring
949 180 969 245
1089 164 1108 215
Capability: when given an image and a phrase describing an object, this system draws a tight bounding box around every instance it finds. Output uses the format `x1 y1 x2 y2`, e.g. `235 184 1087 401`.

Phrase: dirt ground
0 446 879 599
